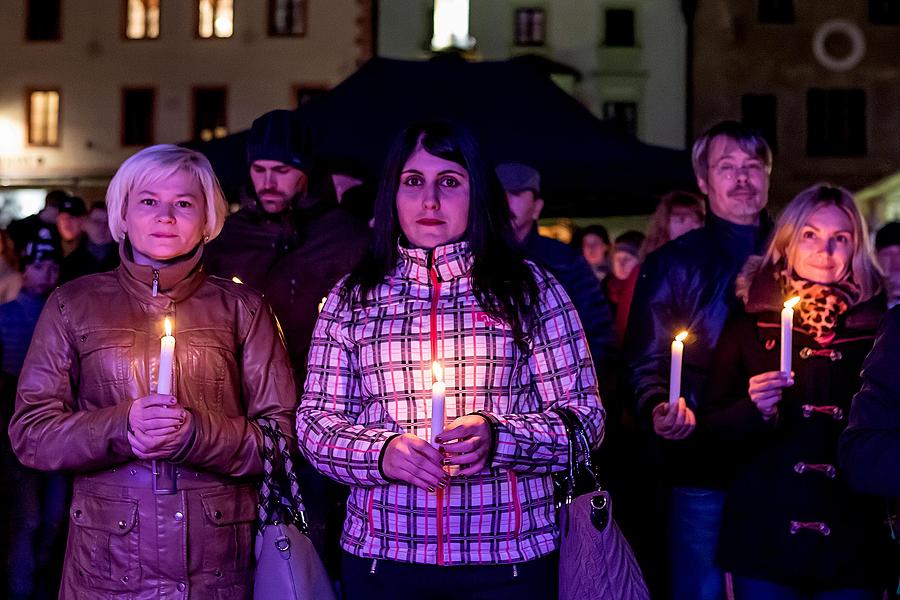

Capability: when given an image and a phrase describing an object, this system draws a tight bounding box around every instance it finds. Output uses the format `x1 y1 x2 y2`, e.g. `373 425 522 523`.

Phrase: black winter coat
204 193 370 384
204 196 298 291
624 212 770 487
839 305 900 498
521 228 615 375
702 261 892 590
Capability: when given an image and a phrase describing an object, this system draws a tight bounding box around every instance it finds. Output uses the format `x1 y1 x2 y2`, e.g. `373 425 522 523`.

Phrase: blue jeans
732 575 884 600
669 487 726 600
6 463 69 600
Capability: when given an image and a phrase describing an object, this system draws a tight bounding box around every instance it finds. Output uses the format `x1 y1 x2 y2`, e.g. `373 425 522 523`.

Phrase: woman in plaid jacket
296 121 605 599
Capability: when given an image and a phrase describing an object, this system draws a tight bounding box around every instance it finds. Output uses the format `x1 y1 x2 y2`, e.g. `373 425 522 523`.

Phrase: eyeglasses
590 493 609 532
712 162 767 180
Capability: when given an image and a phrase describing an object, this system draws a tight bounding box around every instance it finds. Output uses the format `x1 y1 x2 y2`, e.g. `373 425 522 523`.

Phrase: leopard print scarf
779 271 861 343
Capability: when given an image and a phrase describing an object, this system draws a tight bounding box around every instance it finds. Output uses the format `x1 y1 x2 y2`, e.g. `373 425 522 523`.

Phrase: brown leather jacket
9 243 297 599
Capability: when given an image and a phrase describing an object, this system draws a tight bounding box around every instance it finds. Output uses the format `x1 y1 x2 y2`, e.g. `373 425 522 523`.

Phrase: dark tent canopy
187 56 695 218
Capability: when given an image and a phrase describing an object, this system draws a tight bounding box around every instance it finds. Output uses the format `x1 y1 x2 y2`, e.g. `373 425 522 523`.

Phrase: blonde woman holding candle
9 145 296 599
702 184 890 599
296 121 604 600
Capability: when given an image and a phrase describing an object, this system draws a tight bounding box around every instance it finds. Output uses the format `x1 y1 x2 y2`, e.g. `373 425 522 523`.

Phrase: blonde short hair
105 144 227 243
763 183 882 302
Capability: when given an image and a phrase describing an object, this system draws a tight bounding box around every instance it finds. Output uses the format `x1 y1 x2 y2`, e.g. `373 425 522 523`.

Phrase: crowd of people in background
0 112 898 600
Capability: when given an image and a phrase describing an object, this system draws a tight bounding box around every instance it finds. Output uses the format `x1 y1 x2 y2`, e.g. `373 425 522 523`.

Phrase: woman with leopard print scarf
700 184 895 599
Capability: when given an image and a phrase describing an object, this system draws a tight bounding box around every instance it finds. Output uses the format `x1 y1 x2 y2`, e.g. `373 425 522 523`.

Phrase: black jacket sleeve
839 306 900 498
554 255 615 375
623 249 680 421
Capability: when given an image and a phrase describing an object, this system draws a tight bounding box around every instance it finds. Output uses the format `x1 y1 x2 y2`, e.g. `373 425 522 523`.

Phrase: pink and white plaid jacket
296 241 604 566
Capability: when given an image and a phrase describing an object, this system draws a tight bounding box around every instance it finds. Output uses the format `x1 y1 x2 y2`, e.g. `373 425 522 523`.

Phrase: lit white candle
431 361 445 445
781 297 801 374
158 317 175 395
669 331 688 406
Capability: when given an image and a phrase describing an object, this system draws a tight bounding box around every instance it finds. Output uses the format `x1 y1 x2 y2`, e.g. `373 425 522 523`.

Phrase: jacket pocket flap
80 329 136 353
183 329 233 352
200 488 257 525
71 493 138 535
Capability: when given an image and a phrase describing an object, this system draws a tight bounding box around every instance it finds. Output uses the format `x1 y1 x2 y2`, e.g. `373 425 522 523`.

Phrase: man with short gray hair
624 121 773 600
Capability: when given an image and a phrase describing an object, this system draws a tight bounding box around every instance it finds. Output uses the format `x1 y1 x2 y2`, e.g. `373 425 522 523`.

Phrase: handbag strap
256 417 308 533
554 408 603 505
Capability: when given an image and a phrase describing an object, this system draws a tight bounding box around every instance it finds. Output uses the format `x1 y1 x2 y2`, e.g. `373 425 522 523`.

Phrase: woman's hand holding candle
748 370 794 421
436 415 492 476
127 394 192 459
382 434 448 492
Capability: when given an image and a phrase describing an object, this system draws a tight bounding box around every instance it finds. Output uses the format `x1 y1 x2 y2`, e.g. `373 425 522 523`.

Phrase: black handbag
253 418 336 600
554 409 650 600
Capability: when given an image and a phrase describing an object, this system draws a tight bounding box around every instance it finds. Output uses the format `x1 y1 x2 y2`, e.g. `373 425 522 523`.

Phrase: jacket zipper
366 488 375 537
151 268 160 297
428 251 447 566
509 471 522 539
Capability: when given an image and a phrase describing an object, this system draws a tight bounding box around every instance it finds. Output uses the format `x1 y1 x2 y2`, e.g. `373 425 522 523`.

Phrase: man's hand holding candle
652 397 696 440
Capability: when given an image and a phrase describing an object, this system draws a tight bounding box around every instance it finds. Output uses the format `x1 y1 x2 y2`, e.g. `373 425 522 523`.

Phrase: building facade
0 0 373 217
691 0 900 212
377 0 689 150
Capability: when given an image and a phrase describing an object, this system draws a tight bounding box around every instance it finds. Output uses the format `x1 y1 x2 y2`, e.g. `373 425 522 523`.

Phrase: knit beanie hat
246 109 313 173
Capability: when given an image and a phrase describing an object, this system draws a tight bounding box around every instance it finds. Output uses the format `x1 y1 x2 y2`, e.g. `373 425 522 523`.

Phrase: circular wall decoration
813 19 866 72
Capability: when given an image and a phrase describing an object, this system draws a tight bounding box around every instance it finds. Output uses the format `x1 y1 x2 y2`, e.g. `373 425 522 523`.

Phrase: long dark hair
342 120 540 348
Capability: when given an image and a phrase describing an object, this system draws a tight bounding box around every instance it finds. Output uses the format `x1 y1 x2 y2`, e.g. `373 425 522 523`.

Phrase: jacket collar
706 210 772 252
116 240 206 304
398 240 474 284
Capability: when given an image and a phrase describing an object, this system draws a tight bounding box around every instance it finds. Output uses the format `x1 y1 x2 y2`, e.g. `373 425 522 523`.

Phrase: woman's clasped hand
127 393 193 459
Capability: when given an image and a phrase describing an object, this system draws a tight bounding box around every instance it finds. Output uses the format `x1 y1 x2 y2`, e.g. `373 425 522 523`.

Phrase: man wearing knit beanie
205 109 313 290
204 110 369 579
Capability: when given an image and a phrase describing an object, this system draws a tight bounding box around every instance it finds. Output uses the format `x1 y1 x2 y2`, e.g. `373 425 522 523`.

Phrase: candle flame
675 331 688 343
432 361 443 383
784 296 801 310
231 276 243 284
164 317 172 337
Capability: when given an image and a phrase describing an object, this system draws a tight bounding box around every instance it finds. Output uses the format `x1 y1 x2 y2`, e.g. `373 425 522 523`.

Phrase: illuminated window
431 0 475 51
126 0 160 39
198 0 233 39
28 89 60 146
514 8 546 47
26 0 61 41
269 0 306 36
122 88 155 146
193 88 228 141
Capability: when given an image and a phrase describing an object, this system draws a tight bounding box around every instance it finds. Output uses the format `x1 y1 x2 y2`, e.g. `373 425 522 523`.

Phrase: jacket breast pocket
79 330 136 388
194 485 257 581
70 491 140 591
182 330 234 411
